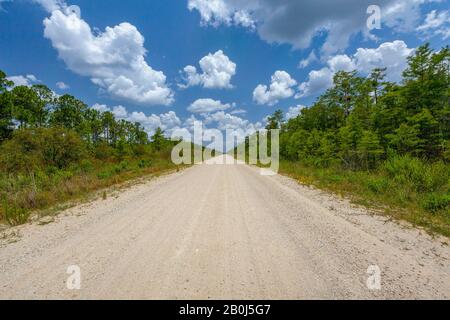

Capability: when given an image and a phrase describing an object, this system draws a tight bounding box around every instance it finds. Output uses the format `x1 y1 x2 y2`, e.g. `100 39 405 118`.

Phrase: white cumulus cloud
328 55 356 73
353 40 414 82
91 104 181 136
188 98 233 114
203 111 263 145
182 110 263 148
298 40 414 98
6 74 39 87
297 68 334 98
188 0 255 28
43 8 173 106
180 50 236 89
253 71 297 106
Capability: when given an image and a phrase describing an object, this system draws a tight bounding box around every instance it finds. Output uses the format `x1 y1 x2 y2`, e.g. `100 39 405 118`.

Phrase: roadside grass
0 153 181 226
278 156 450 237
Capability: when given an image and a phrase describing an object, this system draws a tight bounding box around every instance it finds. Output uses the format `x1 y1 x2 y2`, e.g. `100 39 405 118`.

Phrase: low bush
0 128 86 172
138 159 152 169
421 194 450 214
366 177 390 193
383 155 449 193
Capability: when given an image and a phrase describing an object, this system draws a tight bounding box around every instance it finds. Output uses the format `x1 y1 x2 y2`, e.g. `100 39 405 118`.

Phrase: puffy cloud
204 111 249 130
110 105 128 119
298 54 356 97
92 103 129 120
182 99 261 146
353 40 414 82
43 9 173 106
298 40 414 97
286 105 306 120
91 104 181 136
180 50 236 89
6 74 39 87
56 81 69 90
297 68 334 98
203 111 263 145
253 71 297 106
182 110 263 148
328 55 356 73
188 98 233 114
92 103 112 113
188 0 232 26
417 10 450 39
89 103 261 147
127 111 181 136
188 0 437 55
232 10 255 29
180 66 201 88
188 0 255 28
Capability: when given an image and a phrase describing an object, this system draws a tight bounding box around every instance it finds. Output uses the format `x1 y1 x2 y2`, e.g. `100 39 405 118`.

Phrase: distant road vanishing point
0 155 448 299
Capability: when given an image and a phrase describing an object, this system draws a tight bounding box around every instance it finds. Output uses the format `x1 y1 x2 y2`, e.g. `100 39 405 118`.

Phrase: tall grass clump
383 155 449 194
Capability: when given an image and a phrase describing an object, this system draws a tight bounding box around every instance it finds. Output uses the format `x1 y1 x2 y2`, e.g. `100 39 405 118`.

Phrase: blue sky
0 0 448 138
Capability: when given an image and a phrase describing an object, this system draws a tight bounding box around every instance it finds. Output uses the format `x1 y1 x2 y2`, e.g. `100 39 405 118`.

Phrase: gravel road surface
0 155 448 299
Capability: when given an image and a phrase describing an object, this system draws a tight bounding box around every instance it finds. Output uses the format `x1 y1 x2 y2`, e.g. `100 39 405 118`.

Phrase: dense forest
0 71 177 225
260 44 449 234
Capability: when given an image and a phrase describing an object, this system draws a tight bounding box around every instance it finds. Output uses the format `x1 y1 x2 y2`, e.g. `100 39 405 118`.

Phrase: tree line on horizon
263 44 449 170
0 71 173 172
0 69 177 225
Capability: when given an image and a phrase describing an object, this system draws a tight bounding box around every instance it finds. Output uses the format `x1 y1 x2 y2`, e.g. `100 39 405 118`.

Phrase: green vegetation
278 158 449 236
0 70 181 226
245 44 450 236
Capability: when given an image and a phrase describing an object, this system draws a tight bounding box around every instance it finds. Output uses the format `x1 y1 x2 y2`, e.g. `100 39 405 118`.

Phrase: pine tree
151 127 166 151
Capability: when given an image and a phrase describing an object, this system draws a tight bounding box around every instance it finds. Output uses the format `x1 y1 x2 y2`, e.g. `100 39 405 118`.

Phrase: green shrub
138 159 152 168
97 170 113 180
45 166 59 176
40 128 86 168
2 197 30 225
111 161 129 174
383 155 449 193
326 174 344 183
93 142 114 160
421 194 450 214
119 160 129 170
0 128 86 172
367 177 390 193
426 162 450 192
384 155 425 183
80 159 94 173
132 144 148 157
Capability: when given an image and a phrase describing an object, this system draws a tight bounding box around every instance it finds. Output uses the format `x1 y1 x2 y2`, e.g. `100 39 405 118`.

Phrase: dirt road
0 155 448 299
